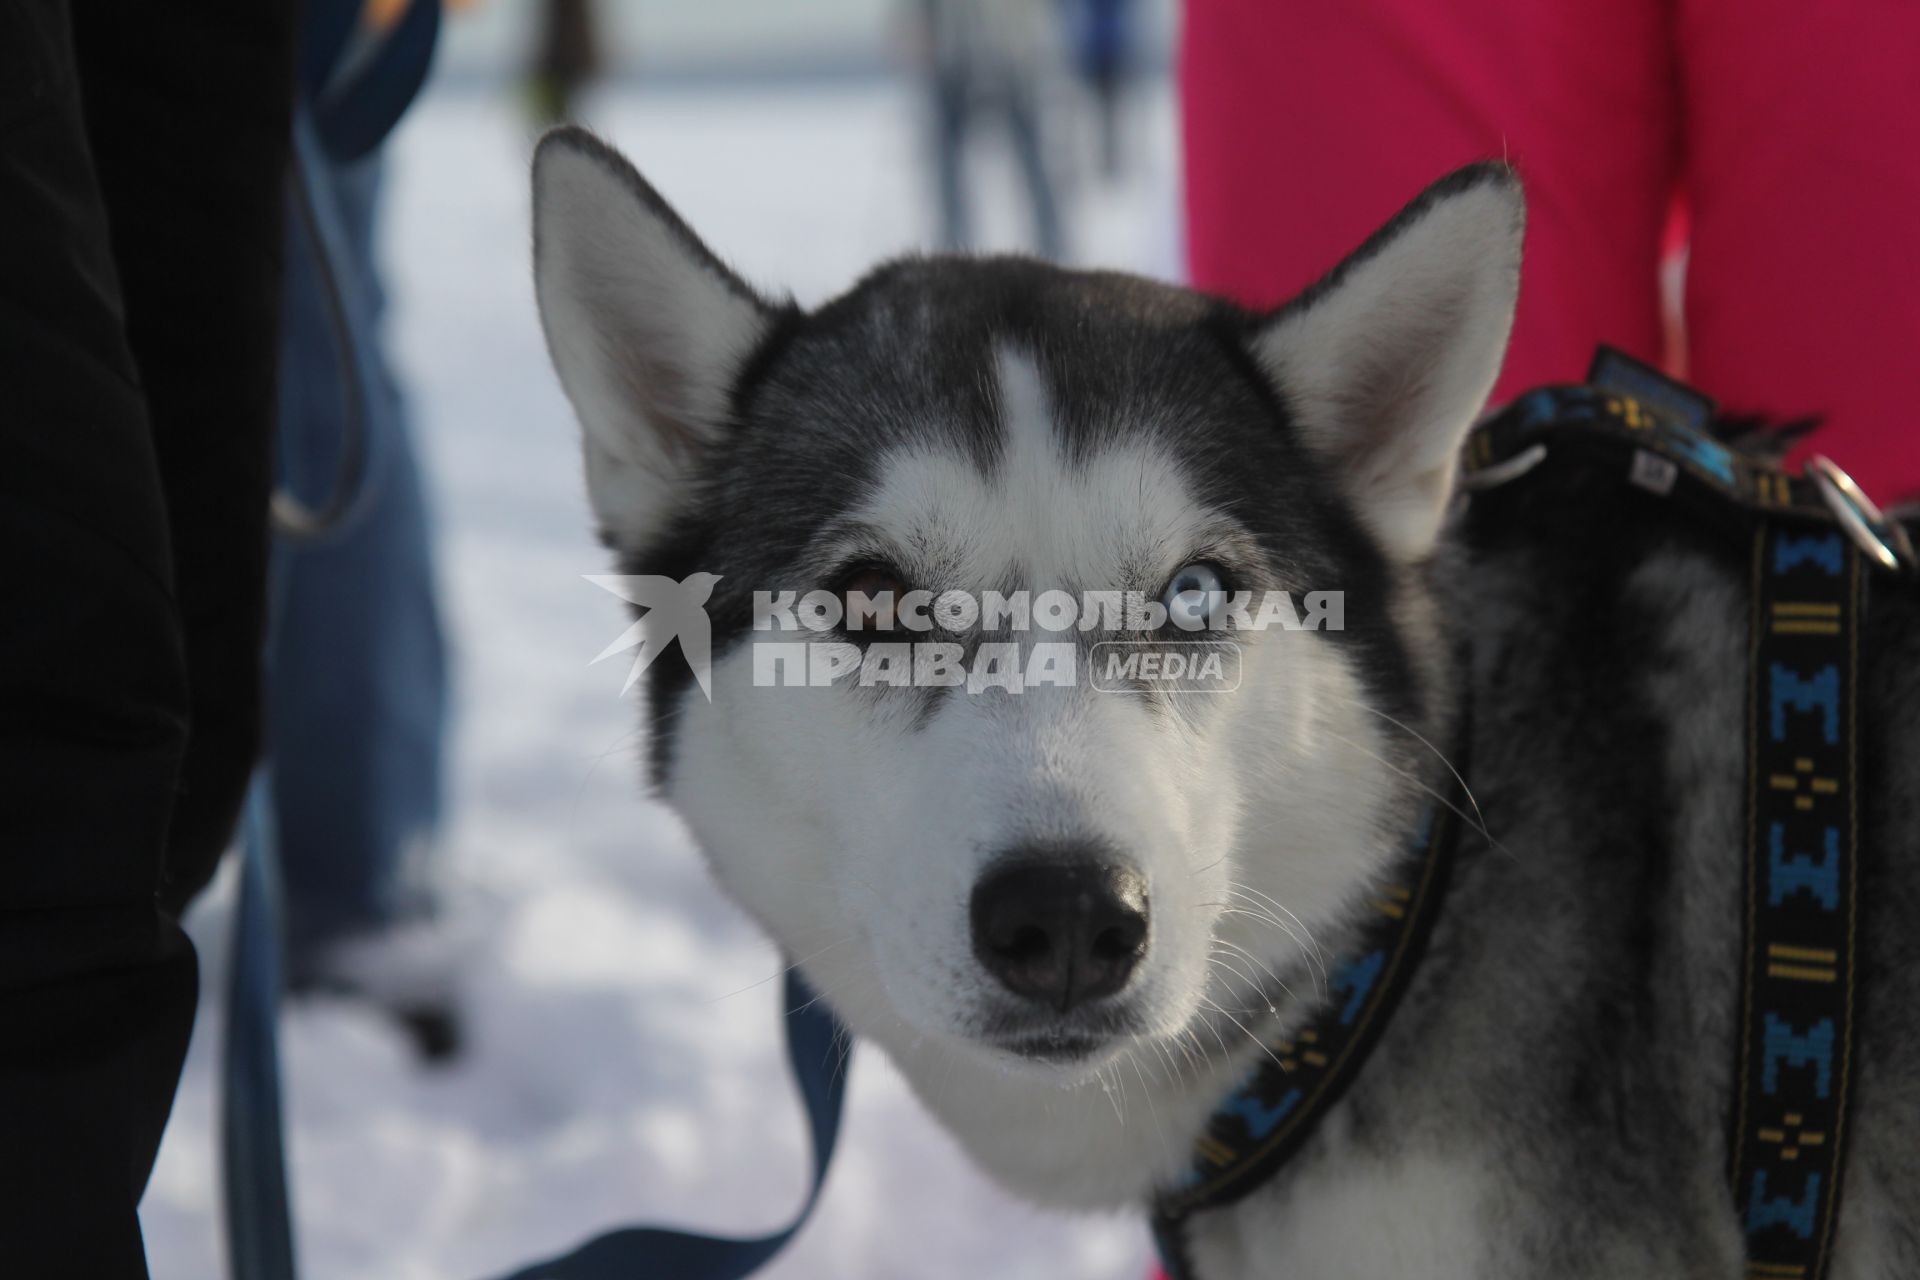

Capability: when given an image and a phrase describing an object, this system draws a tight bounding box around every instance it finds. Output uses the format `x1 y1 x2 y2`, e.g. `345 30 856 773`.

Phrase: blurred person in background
913 0 1066 260
1073 0 1136 182
0 1 293 1272
273 0 461 1061
524 0 601 126
1181 0 1920 498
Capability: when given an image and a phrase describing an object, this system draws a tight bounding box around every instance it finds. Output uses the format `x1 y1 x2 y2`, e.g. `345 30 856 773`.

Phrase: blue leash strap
222 773 299 1280
270 108 394 541
219 6 442 1278
489 972 853 1280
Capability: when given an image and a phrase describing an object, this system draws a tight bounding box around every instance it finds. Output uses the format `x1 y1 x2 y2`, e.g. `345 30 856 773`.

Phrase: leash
487 973 852 1280
225 773 299 1280
271 0 442 541
233 12 859 1279
221 6 440 1279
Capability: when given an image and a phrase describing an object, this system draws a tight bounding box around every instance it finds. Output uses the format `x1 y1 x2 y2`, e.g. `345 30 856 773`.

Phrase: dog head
532 129 1521 1092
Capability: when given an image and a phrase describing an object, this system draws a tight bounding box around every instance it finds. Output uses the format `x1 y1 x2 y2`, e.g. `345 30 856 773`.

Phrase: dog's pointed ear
532 127 780 551
1250 164 1524 562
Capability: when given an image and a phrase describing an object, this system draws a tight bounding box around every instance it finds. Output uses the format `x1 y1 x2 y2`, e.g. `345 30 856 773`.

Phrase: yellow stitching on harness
1767 944 1837 964
1766 963 1838 983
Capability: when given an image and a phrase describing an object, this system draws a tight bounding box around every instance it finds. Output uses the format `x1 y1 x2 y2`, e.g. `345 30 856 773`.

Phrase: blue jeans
270 157 447 968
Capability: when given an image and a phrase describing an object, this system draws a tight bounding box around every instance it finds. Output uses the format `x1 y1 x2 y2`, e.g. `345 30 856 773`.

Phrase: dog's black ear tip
1418 161 1525 217
537 121 593 146
1445 159 1521 191
532 126 663 205
1432 161 1528 239
531 126 675 229
533 124 619 175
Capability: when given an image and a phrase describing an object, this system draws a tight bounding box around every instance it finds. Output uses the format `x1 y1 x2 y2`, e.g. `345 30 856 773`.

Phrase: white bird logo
585 572 724 699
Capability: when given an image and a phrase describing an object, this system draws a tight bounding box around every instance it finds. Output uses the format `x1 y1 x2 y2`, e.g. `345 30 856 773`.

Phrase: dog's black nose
970 862 1149 1010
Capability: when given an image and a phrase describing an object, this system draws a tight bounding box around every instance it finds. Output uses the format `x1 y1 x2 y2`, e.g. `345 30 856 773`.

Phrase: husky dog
529 127 1920 1278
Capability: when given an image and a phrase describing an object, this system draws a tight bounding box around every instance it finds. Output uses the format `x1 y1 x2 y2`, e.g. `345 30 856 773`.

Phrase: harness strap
1463 351 1877 1280
1731 524 1864 1279
1150 794 1463 1274
1466 348 1913 576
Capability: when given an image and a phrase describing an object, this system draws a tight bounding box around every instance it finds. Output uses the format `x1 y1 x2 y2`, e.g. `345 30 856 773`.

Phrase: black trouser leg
70 0 295 911
0 1 292 1274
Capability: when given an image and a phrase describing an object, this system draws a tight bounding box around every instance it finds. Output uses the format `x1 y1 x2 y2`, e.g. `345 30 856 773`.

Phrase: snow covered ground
142 77 1179 1280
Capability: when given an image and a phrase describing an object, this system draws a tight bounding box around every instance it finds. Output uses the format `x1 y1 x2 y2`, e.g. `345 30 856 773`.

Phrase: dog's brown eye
838 564 908 631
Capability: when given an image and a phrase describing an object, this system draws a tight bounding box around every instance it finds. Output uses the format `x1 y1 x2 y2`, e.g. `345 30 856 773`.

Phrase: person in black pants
0 1 294 1274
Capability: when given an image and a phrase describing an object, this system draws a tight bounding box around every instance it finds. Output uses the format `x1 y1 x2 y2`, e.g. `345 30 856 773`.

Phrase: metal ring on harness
1458 441 1547 491
1808 454 1917 575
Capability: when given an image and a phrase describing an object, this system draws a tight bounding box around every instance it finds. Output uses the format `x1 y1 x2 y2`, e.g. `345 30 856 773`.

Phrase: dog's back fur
1189 462 1920 1277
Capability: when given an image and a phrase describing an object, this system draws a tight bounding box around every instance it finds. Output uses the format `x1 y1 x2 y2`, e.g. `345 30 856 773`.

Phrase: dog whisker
1143 1037 1181 1089
1319 689 1495 847
709 935 856 1005
1189 851 1231 877
1120 1048 1177 1169
1207 949 1264 1005
1222 884 1328 987
1180 1026 1209 1073
1224 882 1327 967
1212 935 1299 1003
1212 906 1322 991
1319 726 1516 859
1194 998 1240 1063
1207 950 1293 1025
1095 1062 1126 1126
1197 995 1286 1073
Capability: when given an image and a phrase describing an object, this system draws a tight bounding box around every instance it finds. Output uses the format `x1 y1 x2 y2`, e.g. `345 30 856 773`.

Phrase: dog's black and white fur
530 127 1920 1277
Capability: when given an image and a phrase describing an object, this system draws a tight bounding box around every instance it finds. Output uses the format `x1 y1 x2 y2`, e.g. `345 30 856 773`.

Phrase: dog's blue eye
1163 562 1229 631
